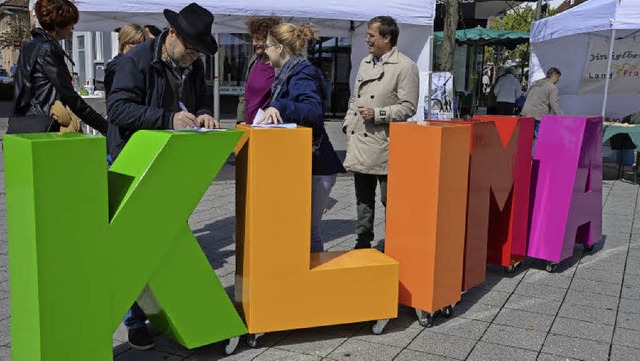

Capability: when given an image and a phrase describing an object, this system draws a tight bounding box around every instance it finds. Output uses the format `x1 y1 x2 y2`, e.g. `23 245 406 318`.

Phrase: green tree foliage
485 4 557 70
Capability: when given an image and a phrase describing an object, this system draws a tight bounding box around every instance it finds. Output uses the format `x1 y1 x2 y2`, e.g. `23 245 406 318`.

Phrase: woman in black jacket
10 0 107 135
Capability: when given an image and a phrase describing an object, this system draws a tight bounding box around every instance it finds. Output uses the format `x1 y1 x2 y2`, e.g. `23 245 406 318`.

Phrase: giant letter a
528 116 603 263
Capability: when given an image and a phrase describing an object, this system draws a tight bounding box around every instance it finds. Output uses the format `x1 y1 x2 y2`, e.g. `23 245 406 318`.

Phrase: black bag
6 114 57 134
6 42 58 135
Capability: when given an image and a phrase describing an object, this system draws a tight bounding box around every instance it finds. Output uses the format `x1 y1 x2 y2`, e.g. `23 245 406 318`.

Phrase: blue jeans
533 119 541 156
311 174 337 252
124 302 147 330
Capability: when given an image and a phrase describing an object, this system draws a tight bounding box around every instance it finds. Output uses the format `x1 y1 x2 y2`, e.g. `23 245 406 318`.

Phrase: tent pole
214 33 220 121
471 45 477 116
426 30 434 119
535 0 543 20
602 29 616 118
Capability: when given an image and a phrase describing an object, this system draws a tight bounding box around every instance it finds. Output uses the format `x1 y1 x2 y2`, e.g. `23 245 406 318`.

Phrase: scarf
271 55 306 103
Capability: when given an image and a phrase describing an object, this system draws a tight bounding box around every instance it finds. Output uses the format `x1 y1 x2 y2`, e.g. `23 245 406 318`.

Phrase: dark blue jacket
107 32 212 159
271 60 345 176
103 54 121 103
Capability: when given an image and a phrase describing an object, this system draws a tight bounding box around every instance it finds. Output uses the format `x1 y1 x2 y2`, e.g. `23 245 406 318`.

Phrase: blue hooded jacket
270 59 345 176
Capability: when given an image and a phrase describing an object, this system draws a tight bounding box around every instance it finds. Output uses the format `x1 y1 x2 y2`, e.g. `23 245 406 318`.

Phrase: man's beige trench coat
343 47 419 175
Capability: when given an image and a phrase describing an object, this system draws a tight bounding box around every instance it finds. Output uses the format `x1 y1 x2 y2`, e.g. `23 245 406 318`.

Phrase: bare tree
0 16 31 51
438 0 459 71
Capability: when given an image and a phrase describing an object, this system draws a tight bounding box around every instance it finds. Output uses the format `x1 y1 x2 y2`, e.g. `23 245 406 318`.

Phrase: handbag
6 42 58 135
6 114 57 134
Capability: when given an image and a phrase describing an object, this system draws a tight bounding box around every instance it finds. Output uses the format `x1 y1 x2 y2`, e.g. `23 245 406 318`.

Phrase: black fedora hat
164 3 218 55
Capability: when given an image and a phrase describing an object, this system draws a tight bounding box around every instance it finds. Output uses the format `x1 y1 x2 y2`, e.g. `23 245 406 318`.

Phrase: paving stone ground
1 107 639 360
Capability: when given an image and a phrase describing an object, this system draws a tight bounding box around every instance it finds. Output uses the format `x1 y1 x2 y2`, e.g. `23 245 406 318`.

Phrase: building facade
0 0 29 73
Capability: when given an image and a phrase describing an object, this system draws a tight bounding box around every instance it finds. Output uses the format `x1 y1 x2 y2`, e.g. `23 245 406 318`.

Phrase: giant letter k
5 131 247 361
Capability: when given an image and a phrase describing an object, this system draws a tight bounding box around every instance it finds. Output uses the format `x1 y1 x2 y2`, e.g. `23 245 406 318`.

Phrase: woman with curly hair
9 0 107 135
236 16 282 124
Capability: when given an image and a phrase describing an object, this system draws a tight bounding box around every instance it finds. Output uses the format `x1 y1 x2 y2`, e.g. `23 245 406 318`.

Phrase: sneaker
128 327 155 351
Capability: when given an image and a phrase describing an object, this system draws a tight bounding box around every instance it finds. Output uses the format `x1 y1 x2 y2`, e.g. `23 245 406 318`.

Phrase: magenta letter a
528 115 603 263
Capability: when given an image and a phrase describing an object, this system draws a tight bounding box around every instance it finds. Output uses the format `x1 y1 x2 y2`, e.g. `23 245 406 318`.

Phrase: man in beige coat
342 16 419 249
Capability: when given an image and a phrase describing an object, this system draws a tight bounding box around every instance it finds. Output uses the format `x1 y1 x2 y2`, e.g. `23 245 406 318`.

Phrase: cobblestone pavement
1 115 639 360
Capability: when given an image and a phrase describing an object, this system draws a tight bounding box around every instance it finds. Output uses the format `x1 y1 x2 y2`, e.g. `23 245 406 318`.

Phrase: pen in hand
178 101 198 129
178 101 189 113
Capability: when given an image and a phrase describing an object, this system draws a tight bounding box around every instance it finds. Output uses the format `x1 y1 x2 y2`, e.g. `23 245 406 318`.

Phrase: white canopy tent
529 0 640 118
39 0 436 120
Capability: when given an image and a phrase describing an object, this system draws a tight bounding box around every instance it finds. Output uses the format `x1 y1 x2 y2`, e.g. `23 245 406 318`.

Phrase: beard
174 53 199 68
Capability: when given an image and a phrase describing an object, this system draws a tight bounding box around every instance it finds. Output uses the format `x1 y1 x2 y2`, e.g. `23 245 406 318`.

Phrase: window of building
77 35 86 89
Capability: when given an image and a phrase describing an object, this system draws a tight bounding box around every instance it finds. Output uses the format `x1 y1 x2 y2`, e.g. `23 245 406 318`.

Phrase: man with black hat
107 3 219 350
107 2 219 162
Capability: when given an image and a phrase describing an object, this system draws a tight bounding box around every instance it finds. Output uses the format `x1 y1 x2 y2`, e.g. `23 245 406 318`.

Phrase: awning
434 27 530 49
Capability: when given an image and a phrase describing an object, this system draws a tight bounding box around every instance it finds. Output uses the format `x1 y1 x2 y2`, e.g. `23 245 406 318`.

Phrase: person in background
236 16 282 124
341 16 419 250
9 0 107 135
255 23 346 252
322 70 333 113
107 3 219 350
521 67 563 142
482 67 491 94
144 25 162 38
493 66 522 115
104 23 146 101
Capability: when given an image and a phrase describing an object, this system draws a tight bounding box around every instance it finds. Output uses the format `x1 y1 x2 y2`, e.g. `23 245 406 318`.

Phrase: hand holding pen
172 101 199 130
173 101 220 129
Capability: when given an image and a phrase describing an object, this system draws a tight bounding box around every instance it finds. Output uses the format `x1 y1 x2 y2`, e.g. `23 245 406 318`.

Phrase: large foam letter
385 122 470 314
5 131 247 361
528 116 603 262
5 133 112 360
432 118 533 290
471 116 534 270
235 125 398 333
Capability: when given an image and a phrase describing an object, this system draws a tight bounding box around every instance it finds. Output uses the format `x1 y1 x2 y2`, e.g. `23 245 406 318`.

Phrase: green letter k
4 131 247 361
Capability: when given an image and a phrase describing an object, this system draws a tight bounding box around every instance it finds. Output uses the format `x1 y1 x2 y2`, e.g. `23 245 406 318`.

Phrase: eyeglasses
263 42 279 49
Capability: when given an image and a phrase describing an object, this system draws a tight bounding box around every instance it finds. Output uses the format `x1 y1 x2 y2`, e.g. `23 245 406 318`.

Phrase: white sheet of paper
251 123 297 129
251 108 297 128
252 108 265 124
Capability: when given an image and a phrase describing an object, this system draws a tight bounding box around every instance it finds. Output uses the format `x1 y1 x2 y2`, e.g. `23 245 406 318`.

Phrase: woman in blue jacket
256 23 346 252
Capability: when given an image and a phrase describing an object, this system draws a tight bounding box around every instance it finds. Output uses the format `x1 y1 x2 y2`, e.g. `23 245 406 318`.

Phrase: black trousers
353 172 388 245
495 102 515 115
